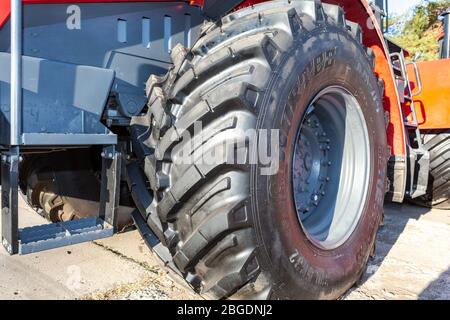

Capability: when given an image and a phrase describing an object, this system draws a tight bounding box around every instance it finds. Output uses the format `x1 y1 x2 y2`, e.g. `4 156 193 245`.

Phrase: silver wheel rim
292 86 371 250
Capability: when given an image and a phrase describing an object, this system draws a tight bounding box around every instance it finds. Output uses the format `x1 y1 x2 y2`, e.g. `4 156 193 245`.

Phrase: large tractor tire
131 0 387 299
412 131 450 210
20 149 133 226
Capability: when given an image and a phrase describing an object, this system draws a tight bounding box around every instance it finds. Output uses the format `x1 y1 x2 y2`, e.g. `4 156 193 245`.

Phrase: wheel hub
292 87 371 250
293 113 331 221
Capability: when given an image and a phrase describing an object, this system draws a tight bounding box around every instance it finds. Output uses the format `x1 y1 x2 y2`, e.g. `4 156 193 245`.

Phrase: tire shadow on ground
355 202 431 287
418 267 450 300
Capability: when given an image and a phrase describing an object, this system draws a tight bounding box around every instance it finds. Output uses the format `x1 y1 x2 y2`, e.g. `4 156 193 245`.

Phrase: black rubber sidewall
252 27 387 299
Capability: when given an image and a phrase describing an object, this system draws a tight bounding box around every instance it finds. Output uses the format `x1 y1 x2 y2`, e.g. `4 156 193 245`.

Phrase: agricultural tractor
0 0 449 299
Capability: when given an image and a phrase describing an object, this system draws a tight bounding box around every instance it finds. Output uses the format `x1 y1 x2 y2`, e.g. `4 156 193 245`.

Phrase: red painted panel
234 0 265 10
0 0 10 27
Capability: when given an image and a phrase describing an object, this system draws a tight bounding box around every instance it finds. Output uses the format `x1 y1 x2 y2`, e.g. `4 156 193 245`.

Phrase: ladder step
405 121 419 128
392 65 404 76
18 217 113 255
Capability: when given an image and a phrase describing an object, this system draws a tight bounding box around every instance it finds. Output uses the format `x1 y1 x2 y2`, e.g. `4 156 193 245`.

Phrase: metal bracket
372 0 389 33
386 155 407 203
99 145 122 231
405 61 423 98
1 147 20 254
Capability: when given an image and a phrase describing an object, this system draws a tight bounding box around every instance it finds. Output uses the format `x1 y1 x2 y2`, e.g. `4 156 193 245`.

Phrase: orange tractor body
407 59 450 130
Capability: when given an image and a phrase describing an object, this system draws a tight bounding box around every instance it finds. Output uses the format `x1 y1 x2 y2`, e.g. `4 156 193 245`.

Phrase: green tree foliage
388 0 449 60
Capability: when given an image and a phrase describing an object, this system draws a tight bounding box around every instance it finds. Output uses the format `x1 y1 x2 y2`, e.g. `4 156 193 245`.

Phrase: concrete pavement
0 197 199 300
0 196 448 300
345 203 450 300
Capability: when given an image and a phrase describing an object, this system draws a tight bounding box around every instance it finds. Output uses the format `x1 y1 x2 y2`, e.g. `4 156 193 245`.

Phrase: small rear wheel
411 131 450 209
20 148 134 227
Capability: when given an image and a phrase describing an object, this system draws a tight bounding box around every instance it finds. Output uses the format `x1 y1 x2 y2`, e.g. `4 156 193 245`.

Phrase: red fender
323 0 405 156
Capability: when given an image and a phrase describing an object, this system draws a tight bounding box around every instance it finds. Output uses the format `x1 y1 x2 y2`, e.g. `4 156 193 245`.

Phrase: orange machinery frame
407 59 450 130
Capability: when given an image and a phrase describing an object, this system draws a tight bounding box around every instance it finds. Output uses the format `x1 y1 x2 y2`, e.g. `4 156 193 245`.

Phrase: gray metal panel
21 133 117 146
0 3 204 117
0 53 115 145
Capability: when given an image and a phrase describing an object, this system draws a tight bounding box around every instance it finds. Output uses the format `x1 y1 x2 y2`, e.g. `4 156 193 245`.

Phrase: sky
388 0 424 15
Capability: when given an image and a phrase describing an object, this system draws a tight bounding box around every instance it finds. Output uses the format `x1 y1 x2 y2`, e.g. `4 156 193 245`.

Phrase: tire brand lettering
300 47 337 90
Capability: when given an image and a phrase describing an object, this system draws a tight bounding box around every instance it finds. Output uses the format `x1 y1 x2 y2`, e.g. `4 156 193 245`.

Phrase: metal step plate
18 217 113 255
